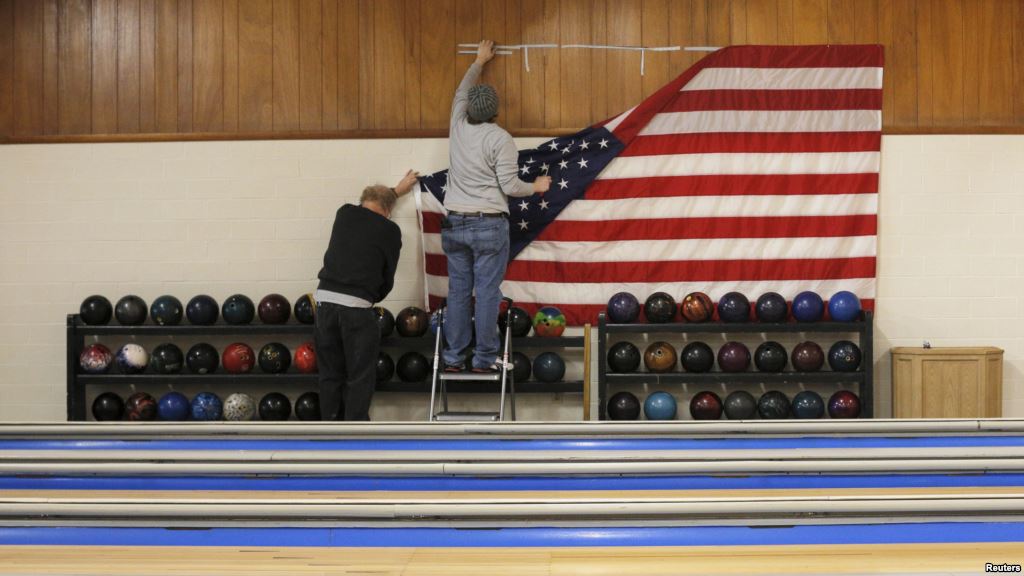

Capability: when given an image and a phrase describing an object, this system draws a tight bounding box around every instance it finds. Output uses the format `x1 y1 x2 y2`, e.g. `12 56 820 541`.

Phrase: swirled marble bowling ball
827 340 863 372
532 306 567 338
223 393 256 421
828 390 862 419
828 290 862 322
717 341 751 373
114 295 148 325
295 392 321 421
791 341 825 372
644 391 678 420
717 291 750 323
221 294 255 325
511 351 532 382
607 391 641 420
115 343 149 374
257 342 291 374
79 343 113 374
792 390 825 419
755 292 788 323
643 292 677 323
157 391 190 421
149 343 184 374
753 341 788 373
606 292 641 324
222 342 255 374
259 393 292 421
396 307 429 337
91 392 124 421
125 392 158 421
533 352 566 383
376 352 395 383
689 391 723 420
258 293 291 324
186 343 219 374
643 341 678 373
498 306 533 337
680 342 715 373
150 295 183 326
723 391 757 420
293 294 316 325
294 342 317 374
396 351 430 382
79 295 113 325
792 291 824 322
185 294 219 325
190 392 223 421
375 307 395 339
680 292 714 323
607 341 641 373
757 391 791 419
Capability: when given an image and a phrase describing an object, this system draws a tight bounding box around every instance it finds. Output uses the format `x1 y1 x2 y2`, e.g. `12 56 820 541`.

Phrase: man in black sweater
315 170 418 421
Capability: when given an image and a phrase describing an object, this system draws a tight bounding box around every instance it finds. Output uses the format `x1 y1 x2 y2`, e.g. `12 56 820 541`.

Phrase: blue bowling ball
158 391 190 421
828 290 862 322
190 391 223 421
186 294 219 325
643 391 678 420
755 292 788 323
150 295 183 326
792 291 824 322
532 352 566 383
606 292 641 324
791 390 825 419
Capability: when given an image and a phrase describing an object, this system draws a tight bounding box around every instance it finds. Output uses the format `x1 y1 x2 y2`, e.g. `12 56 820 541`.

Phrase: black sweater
317 204 402 304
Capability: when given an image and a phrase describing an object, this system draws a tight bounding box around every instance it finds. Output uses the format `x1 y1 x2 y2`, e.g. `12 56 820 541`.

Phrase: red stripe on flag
534 215 877 242
664 89 883 112
620 132 882 156
585 173 878 199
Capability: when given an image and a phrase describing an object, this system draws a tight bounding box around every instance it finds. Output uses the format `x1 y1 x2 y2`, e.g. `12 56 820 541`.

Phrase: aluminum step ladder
428 298 516 422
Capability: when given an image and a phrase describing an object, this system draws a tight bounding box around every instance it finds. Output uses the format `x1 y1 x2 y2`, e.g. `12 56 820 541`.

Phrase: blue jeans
441 214 509 368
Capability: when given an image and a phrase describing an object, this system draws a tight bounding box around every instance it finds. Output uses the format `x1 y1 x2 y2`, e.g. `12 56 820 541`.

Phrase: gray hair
360 185 397 213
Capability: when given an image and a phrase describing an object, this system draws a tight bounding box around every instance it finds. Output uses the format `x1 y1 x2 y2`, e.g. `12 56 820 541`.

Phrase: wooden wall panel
6 0 1024 141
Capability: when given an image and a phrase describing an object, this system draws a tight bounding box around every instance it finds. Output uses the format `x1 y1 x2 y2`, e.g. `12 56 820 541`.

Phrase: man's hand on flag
475 40 496 65
394 169 420 196
532 175 551 195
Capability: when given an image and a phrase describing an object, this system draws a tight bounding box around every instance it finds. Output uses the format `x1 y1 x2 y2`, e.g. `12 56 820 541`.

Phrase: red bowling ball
294 342 318 374
222 343 255 374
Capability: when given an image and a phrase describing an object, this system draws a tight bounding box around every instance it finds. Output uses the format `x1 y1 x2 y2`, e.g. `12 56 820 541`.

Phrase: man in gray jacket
442 40 551 373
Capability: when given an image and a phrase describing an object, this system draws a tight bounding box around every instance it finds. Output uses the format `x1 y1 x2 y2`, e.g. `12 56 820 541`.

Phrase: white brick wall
0 135 1021 421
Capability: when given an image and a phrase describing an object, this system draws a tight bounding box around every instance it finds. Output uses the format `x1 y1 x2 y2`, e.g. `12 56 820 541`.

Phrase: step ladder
428 298 517 422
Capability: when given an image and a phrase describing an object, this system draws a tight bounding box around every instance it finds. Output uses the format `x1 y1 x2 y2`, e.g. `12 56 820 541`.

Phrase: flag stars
558 159 569 170
526 157 535 164
518 200 530 211
562 146 572 155
518 220 529 231
441 182 449 194
579 140 590 150
540 162 550 173
558 178 569 190
577 158 589 169
598 138 609 149
547 141 560 151
520 164 530 175
539 199 549 210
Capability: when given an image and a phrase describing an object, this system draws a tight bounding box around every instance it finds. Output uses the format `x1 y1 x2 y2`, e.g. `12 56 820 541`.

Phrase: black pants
314 303 378 421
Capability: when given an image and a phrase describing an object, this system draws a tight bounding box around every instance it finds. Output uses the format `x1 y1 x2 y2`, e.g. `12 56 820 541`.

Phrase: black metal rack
66 315 588 421
596 310 874 420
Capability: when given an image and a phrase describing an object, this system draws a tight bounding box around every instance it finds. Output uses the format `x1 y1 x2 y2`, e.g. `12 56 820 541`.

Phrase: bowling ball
753 341 788 373
643 292 677 323
125 392 158 421
258 342 292 373
114 295 148 325
293 294 316 324
828 390 862 419
792 390 825 419
757 390 791 419
190 392 223 421
644 391 678 420
791 341 825 372
150 295 183 326
396 307 429 337
717 291 750 323
607 341 641 373
222 294 255 325
91 392 125 421
223 393 257 421
186 343 219 374
79 343 113 374
723 390 757 419
396 351 430 382
499 306 533 337
295 392 321 421
375 306 395 339
222 342 256 374
511 351 532 382
294 342 317 374
149 343 184 374
533 306 567 337
680 292 714 322
680 342 715 373
115 343 149 374
828 340 863 372
717 342 751 373
79 295 113 325
376 352 395 383
792 291 824 322
185 294 219 325
258 293 291 324
607 391 641 420
157 391 190 421
607 292 641 324
643 341 678 373
533 352 566 383
828 290 862 322
755 292 788 323
258 392 292 421
689 391 723 420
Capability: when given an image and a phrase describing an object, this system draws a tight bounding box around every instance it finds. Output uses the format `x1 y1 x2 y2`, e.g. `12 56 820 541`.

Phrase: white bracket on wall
457 44 559 72
458 43 722 75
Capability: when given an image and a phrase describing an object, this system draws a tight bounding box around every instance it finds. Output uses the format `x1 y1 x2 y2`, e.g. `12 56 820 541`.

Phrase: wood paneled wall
2 0 1024 142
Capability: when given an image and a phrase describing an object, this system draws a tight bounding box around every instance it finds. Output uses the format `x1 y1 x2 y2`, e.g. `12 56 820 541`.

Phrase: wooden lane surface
0 543 1021 574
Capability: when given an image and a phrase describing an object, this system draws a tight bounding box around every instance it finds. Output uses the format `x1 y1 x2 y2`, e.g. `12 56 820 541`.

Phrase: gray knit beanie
467 84 499 122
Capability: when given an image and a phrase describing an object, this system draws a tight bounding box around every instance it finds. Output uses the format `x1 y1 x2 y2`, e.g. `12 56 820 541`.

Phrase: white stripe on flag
597 152 880 179
603 105 637 134
638 110 882 135
683 67 883 91
560 193 877 220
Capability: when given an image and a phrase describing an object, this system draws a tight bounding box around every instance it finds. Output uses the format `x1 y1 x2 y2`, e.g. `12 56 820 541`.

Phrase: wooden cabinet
891 347 1003 418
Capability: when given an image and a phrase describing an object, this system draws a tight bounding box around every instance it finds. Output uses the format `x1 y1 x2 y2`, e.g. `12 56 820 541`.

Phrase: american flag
416 45 883 326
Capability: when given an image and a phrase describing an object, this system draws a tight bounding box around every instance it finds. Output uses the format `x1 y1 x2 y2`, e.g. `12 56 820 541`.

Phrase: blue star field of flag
418 125 625 260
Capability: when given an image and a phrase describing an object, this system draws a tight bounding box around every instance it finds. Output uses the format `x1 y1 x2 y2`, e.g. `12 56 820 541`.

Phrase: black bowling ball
757 390 791 419
91 392 125 421
294 392 321 421
294 294 316 324
753 341 788 373
186 295 219 325
396 351 430 382
375 307 395 340
186 343 219 374
258 342 292 374
150 343 184 374
376 352 395 383
755 292 788 323
258 392 292 421
723 390 757 419
222 294 255 325
511 351 531 383
150 295 183 326
499 306 533 337
79 295 113 325
606 341 641 373
680 342 715 373
643 292 677 323
607 391 641 420
114 295 148 325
